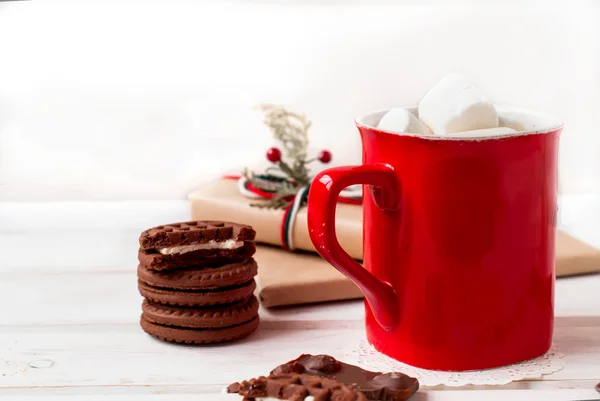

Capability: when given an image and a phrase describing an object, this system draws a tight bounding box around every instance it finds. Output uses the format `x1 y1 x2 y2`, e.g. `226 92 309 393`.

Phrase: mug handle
307 164 400 330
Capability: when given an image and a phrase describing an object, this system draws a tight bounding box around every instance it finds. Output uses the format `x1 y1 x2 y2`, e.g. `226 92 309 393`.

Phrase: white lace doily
344 339 564 387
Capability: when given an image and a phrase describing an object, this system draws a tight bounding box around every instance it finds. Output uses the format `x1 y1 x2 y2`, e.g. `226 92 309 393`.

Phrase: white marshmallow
377 107 432 135
499 112 544 132
452 127 517 138
498 114 525 132
418 74 499 135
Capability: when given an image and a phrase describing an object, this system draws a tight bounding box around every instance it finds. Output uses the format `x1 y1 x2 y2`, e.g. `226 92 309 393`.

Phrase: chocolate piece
138 241 256 271
138 279 257 306
596 382 600 392
137 258 258 290
141 296 259 328
303 354 341 374
139 220 255 250
234 373 368 401
271 354 418 401
140 314 259 344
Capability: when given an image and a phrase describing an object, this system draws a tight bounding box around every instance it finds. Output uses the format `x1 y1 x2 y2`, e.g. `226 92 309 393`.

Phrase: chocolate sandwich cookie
142 296 259 329
138 221 256 271
137 258 258 290
138 278 257 306
140 295 259 344
232 373 368 401
140 315 259 344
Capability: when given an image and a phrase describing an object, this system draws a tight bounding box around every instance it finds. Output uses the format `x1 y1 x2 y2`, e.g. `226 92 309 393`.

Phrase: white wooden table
1 197 599 401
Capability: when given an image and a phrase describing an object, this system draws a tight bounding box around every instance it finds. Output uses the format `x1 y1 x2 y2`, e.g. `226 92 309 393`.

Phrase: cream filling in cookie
157 239 243 255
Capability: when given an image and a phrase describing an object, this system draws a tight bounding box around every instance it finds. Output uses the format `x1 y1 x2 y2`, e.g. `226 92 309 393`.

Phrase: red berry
266 147 282 163
318 150 332 163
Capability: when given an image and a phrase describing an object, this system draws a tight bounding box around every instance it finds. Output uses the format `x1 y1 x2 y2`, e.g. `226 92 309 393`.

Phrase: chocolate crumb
226 382 240 393
272 361 306 375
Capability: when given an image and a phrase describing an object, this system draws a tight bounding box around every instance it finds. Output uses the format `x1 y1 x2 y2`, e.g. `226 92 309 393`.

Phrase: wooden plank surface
0 199 599 399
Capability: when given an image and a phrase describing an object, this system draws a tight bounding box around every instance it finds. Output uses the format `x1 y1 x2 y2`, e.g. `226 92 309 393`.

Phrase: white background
0 0 598 201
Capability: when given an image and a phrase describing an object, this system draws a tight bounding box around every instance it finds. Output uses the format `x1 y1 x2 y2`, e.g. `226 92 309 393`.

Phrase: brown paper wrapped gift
555 230 600 277
189 179 363 258
254 244 362 307
189 180 600 307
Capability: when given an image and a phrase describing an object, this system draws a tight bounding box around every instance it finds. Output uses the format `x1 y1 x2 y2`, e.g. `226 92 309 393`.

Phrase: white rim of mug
355 104 564 141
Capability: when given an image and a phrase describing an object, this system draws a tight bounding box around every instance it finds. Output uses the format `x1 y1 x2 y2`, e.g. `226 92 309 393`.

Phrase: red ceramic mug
307 105 562 371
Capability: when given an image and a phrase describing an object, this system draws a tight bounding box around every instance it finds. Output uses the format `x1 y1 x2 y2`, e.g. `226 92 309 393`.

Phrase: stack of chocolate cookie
137 220 259 344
